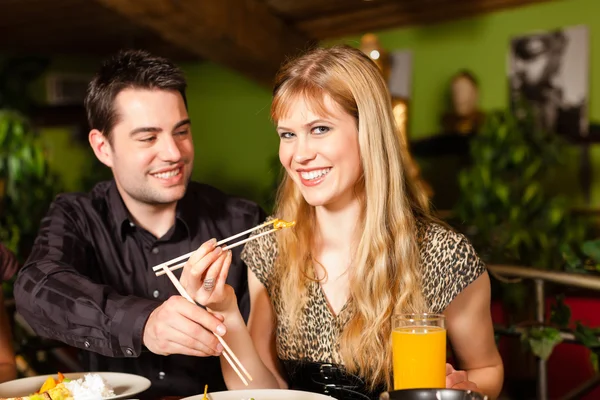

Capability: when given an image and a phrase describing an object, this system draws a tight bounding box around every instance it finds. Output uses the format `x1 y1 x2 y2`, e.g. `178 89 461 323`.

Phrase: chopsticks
153 219 295 276
159 261 253 386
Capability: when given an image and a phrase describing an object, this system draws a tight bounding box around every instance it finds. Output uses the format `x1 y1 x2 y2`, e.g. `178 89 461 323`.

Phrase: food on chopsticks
0 373 115 400
272 219 296 230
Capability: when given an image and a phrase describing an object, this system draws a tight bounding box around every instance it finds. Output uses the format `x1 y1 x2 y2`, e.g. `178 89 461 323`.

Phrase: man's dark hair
84 49 188 142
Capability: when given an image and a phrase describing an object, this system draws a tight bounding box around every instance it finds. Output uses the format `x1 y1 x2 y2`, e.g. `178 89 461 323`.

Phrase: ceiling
0 0 554 86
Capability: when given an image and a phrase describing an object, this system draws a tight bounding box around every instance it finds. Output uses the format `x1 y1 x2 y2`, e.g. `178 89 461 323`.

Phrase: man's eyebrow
174 119 191 130
129 126 162 137
129 119 191 136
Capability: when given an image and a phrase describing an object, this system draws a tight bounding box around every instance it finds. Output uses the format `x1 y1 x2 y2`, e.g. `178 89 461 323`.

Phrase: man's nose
160 135 182 161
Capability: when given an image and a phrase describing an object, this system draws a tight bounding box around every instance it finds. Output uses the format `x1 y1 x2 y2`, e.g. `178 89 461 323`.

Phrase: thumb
446 363 456 376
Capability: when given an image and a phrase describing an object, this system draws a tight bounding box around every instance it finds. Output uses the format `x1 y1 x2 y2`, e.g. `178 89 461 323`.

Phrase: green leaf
591 352 599 372
523 183 540 204
574 321 600 349
582 239 600 264
561 243 583 270
525 327 563 360
495 184 510 205
550 295 571 328
513 147 527 164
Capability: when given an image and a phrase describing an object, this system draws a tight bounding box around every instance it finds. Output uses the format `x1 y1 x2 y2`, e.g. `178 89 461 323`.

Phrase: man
14 50 265 398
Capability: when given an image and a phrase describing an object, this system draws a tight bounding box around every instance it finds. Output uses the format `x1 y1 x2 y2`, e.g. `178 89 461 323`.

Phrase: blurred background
2 0 600 399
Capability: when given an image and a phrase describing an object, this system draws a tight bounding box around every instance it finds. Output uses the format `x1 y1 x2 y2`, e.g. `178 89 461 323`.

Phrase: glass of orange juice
392 313 446 390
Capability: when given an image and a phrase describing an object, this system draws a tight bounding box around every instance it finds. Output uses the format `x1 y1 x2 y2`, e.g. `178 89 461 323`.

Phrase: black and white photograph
508 25 589 139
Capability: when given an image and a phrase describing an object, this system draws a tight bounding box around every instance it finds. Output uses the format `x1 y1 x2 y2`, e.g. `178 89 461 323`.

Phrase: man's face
103 88 194 207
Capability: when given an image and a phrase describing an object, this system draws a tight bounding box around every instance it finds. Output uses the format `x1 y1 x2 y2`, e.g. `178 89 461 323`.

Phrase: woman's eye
312 126 330 135
279 132 295 139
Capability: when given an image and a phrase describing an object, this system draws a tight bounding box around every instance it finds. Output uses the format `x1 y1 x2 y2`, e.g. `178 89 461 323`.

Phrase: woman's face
276 94 362 210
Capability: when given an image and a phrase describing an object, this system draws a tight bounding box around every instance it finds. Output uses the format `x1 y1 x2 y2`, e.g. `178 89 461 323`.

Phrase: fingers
194 250 231 305
143 296 228 358
176 296 227 336
180 240 224 293
452 381 479 391
158 324 222 356
446 368 477 391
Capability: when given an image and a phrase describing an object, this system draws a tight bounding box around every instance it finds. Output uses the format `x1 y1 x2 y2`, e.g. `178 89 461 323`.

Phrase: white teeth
300 168 331 180
153 168 180 179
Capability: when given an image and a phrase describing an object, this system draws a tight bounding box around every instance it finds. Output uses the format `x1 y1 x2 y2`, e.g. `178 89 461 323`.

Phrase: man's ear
89 129 114 168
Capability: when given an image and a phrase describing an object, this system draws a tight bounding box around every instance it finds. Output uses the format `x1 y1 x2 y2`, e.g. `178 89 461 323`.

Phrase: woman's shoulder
416 220 486 312
417 220 472 260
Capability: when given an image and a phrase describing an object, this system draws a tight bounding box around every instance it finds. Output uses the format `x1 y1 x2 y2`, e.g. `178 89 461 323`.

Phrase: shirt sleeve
13 197 160 358
421 223 486 313
241 216 278 294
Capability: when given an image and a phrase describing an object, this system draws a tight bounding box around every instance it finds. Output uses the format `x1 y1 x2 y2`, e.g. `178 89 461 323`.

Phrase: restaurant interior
1 0 600 399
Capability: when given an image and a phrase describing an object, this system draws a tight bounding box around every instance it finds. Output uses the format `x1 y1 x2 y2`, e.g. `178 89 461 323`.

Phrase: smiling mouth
300 168 331 181
152 168 181 180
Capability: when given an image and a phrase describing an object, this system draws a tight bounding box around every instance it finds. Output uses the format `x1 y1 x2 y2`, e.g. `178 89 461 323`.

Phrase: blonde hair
271 45 431 390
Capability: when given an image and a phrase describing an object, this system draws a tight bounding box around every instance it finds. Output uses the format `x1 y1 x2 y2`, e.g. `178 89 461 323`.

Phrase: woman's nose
293 138 317 164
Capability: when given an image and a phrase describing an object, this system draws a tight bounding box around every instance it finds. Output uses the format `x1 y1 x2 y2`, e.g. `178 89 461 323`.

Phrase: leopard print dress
241 218 486 370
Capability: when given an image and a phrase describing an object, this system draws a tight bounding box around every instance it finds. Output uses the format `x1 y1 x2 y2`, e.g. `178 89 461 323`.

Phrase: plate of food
0 372 151 400
182 389 335 400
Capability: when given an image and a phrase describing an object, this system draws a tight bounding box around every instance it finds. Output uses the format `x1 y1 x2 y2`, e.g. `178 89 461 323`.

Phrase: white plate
182 389 335 400
0 372 151 399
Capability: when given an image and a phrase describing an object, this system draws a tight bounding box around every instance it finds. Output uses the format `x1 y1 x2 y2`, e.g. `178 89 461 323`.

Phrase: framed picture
508 25 589 140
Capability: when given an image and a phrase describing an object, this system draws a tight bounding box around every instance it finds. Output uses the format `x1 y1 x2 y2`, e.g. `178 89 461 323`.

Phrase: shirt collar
108 180 195 241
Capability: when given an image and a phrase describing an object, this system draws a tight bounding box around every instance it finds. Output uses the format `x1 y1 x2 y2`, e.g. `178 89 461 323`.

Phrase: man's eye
175 130 188 136
312 126 330 135
140 136 156 143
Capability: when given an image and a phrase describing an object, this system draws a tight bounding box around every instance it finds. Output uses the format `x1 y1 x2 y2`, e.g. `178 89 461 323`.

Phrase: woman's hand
446 363 479 391
180 239 237 313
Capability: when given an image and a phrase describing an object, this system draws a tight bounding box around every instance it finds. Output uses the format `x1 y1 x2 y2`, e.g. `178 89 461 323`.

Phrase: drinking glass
392 313 446 390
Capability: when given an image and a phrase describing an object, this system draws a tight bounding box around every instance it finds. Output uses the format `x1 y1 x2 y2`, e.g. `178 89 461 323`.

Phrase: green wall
32 0 600 209
182 62 277 207
329 0 600 207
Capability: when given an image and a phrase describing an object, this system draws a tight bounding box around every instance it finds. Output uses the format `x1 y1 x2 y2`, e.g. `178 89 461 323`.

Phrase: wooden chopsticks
152 219 295 277
159 262 253 386
153 219 296 386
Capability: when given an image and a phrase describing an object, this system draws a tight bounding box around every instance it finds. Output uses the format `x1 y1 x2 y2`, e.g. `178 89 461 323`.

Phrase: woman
180 45 503 399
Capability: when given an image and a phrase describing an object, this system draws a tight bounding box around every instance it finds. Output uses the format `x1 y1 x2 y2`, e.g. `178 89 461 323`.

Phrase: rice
64 374 115 400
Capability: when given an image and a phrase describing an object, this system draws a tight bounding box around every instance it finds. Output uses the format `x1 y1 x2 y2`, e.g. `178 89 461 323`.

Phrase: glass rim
393 312 445 322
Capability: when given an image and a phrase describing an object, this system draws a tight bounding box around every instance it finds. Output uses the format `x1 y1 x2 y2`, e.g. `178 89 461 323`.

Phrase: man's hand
446 363 479 391
143 296 227 357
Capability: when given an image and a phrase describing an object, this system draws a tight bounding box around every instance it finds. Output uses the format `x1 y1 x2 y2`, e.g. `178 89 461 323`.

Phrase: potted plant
452 104 600 396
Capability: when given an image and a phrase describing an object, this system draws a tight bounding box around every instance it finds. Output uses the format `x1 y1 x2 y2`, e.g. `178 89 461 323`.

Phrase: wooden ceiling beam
92 0 314 86
297 0 555 40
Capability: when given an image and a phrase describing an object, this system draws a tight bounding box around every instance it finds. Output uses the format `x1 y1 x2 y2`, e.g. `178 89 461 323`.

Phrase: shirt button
158 371 166 380
84 340 90 348
152 247 159 254
153 290 160 298
125 348 134 356
129 221 135 227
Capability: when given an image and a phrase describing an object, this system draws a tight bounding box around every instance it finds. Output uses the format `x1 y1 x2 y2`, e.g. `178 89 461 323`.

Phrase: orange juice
392 326 446 389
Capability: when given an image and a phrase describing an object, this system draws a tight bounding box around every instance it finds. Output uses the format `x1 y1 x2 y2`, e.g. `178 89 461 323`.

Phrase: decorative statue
360 34 433 199
442 70 485 136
